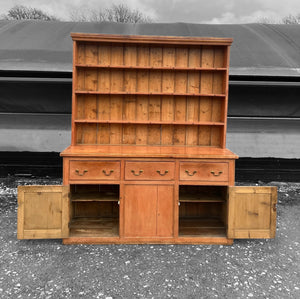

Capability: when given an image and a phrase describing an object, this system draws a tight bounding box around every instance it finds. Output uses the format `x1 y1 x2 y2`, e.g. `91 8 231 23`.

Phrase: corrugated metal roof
0 20 300 76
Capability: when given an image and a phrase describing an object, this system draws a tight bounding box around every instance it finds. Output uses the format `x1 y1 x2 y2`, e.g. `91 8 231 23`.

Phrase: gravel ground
0 177 299 299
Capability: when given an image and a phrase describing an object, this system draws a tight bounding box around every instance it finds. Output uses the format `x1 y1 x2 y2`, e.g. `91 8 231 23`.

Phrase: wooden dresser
17 34 277 245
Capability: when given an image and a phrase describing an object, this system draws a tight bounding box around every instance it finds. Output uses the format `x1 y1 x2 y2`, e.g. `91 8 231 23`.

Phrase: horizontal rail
0 77 72 83
75 91 226 97
74 119 225 126
230 80 300 87
75 64 227 71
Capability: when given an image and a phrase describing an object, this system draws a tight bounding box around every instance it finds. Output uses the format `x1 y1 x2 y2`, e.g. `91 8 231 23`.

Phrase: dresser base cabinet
17 184 277 244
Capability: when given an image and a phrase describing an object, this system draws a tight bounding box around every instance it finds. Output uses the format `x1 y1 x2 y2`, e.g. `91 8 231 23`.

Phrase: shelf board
71 33 233 46
69 217 119 237
180 199 225 203
75 64 227 71
74 119 225 126
179 217 226 237
179 193 225 203
75 90 226 97
71 192 119 202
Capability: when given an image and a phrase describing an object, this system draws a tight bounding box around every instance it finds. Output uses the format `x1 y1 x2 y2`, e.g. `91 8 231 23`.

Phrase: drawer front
179 162 229 182
125 162 175 180
69 161 120 180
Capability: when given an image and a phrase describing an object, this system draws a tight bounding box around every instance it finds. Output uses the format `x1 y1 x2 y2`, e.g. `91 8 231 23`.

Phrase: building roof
0 20 300 77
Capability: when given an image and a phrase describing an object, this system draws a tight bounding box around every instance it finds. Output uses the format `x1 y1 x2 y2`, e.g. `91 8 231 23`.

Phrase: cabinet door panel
17 186 69 239
228 186 277 239
157 186 174 237
124 185 157 237
123 185 174 238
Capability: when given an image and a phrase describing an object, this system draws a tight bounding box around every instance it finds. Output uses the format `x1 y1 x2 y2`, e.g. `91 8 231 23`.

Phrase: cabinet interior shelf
69 217 119 237
179 199 225 203
75 90 226 97
71 192 119 202
75 64 227 71
179 193 225 203
74 119 225 126
179 217 226 237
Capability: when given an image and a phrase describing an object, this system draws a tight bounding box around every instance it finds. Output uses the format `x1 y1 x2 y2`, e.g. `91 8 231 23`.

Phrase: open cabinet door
228 186 277 239
17 185 69 239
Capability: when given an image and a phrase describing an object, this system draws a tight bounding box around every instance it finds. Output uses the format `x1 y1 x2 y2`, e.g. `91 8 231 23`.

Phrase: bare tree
106 4 152 23
258 13 300 24
4 5 59 21
282 14 300 24
257 16 278 24
70 3 152 23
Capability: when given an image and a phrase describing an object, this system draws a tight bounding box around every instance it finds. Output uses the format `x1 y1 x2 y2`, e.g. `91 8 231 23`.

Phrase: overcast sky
1 0 300 23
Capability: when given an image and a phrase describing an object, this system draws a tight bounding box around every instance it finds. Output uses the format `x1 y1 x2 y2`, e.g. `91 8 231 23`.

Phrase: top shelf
75 64 227 71
71 33 233 46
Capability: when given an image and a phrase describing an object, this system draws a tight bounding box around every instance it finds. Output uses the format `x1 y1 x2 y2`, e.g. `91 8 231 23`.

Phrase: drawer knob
131 170 143 176
102 169 114 176
156 170 169 176
211 171 223 176
185 170 197 176
75 169 88 176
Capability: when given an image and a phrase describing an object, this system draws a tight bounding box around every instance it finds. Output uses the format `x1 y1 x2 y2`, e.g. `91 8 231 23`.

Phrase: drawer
69 161 120 180
125 162 175 180
179 162 228 182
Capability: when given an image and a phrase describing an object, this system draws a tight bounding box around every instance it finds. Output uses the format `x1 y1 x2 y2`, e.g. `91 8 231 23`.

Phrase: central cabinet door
123 185 174 238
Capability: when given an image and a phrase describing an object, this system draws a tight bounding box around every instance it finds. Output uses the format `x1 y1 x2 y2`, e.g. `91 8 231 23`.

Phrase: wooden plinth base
64 217 233 245
62 237 234 245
